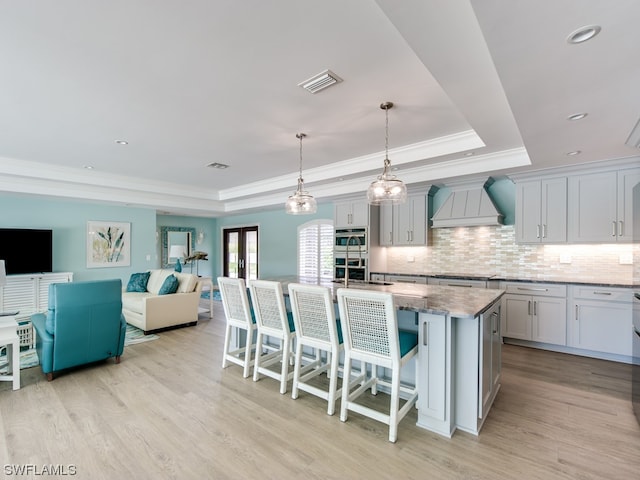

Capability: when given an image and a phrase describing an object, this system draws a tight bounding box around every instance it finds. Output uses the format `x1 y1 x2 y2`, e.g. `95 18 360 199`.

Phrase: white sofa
122 269 203 334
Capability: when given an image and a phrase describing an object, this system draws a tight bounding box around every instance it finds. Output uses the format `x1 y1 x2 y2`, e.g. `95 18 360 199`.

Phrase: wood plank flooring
1 302 639 479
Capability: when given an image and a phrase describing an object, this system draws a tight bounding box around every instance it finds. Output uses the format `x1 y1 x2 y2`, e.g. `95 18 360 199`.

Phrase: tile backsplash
384 225 636 285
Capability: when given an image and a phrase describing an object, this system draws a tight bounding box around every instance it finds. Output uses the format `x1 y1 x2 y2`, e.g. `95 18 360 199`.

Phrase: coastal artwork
87 221 131 268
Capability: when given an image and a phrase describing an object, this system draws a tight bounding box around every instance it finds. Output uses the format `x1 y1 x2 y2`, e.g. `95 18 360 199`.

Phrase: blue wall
215 203 335 278
0 193 157 283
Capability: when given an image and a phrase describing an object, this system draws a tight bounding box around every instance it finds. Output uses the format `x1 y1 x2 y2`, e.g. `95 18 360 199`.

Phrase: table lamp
169 245 186 272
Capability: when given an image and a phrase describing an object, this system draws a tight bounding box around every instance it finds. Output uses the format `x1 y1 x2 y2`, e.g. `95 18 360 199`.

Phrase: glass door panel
223 226 258 280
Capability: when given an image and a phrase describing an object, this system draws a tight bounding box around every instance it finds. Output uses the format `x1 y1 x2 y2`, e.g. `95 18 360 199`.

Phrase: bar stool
336 288 418 443
218 277 256 378
249 280 296 394
288 283 351 415
0 317 21 390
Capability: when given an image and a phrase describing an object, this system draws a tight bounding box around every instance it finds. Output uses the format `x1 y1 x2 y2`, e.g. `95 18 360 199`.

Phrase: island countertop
263 276 505 319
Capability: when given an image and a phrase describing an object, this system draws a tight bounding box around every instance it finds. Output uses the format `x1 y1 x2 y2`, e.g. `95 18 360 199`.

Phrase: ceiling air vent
298 69 343 94
206 162 229 169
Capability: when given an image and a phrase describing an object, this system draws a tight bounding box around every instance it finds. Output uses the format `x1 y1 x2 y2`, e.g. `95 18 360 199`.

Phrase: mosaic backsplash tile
384 225 635 285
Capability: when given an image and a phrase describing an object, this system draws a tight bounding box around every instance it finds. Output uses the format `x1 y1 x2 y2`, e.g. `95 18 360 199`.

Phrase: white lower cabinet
0 272 73 320
501 283 567 345
480 301 501 420
568 286 632 357
417 312 449 429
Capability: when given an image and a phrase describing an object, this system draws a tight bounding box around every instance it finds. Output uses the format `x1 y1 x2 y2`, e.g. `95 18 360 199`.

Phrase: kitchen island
266 276 505 438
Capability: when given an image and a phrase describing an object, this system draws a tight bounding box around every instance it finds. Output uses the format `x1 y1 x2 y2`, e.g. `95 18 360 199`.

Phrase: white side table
198 277 214 319
0 315 20 390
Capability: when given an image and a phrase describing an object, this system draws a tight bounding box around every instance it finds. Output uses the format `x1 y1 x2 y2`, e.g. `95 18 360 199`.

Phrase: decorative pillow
158 274 179 295
126 272 151 292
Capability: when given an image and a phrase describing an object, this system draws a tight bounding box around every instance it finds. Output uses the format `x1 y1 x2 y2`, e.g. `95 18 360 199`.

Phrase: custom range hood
431 178 504 228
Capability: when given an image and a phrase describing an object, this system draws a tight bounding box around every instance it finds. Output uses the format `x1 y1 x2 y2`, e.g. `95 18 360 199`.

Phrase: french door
223 226 258 280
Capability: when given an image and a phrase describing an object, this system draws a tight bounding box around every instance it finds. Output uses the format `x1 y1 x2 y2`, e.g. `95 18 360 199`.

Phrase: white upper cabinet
568 167 640 243
515 178 567 243
334 200 370 227
378 194 427 246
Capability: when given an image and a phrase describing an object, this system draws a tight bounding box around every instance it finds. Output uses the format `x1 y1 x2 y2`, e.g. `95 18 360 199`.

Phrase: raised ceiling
0 0 638 216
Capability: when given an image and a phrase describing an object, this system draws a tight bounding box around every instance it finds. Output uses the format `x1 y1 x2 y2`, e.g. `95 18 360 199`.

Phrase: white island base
416 300 502 437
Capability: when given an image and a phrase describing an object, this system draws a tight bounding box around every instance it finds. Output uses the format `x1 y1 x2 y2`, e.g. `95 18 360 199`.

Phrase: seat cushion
121 291 152 314
158 274 179 295
398 330 418 358
126 272 151 292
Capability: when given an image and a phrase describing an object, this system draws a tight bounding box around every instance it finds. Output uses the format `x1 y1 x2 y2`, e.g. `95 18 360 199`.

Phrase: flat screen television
0 228 53 275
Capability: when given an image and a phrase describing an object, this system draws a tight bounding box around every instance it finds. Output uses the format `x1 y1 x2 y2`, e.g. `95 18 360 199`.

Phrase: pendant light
366 101 407 205
285 133 317 215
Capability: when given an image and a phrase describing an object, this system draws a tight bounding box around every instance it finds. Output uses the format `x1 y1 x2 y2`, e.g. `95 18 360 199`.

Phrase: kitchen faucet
344 234 362 288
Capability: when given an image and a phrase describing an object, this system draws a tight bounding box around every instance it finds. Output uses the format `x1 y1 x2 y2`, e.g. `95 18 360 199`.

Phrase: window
298 219 334 280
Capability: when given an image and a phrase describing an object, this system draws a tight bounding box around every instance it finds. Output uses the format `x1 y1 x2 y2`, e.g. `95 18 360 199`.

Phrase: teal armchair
32 279 126 381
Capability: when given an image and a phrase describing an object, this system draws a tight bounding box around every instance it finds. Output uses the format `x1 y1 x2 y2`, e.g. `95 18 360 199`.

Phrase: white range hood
431 178 504 228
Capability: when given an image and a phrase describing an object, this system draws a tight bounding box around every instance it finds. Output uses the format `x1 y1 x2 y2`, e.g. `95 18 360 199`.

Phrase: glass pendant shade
366 158 408 205
368 101 407 205
285 133 317 215
286 178 317 214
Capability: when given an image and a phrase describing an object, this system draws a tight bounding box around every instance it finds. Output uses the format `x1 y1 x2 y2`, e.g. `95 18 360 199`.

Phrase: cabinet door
417 314 447 421
410 195 427 245
541 178 567 242
515 180 542 243
502 295 531 339
568 171 617 242
350 201 369 227
379 204 393 245
393 195 426 245
532 297 566 345
334 202 351 227
571 300 632 356
480 303 501 419
617 167 640 241
1 276 37 314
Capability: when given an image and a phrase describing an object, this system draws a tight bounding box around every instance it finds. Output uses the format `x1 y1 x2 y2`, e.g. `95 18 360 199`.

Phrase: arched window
298 219 334 281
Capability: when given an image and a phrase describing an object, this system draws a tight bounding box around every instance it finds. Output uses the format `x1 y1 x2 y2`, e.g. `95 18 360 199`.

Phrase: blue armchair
32 279 126 381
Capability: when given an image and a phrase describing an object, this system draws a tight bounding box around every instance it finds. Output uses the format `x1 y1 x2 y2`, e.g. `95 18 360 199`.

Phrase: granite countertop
372 271 635 288
267 276 504 319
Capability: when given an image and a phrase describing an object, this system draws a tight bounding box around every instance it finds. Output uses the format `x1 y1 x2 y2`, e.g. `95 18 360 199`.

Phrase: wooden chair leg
46 372 53 381
115 355 121 364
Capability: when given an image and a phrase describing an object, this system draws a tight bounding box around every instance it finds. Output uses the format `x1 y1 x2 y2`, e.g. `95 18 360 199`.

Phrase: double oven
334 227 367 282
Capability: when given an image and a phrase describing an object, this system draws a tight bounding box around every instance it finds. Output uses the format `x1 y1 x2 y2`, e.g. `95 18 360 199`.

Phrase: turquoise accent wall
0 193 157 283
215 203 334 278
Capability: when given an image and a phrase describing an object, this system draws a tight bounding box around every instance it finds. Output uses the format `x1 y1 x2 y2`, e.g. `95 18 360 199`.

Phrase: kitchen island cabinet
270 276 505 438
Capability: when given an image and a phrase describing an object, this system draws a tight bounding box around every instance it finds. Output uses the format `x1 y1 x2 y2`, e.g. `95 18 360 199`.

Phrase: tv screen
0 228 53 275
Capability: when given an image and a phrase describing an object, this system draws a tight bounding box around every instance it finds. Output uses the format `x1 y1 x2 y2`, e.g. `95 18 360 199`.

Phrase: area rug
201 290 221 302
0 325 158 371
124 324 159 346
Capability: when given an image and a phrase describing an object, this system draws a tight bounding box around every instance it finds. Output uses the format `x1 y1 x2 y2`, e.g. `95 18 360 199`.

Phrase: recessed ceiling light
566 150 581 156
464 152 474 157
567 25 601 44
83 165 94 170
567 113 588 121
115 140 128 145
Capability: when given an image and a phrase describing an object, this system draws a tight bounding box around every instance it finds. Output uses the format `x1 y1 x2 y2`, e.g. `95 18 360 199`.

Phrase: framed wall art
87 221 131 268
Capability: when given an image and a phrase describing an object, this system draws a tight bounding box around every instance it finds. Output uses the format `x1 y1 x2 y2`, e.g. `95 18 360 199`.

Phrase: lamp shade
169 245 186 259
0 260 6 287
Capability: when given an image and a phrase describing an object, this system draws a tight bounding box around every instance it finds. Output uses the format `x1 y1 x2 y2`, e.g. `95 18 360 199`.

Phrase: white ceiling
1 0 639 217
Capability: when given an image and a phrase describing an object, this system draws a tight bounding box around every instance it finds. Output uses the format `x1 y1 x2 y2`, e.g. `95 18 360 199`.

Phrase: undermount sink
332 280 393 286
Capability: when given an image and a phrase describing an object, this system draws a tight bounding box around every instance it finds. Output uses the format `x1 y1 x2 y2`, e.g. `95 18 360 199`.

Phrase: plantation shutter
298 220 334 280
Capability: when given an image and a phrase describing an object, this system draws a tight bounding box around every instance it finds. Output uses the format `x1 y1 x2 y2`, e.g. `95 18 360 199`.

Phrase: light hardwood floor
1 302 639 479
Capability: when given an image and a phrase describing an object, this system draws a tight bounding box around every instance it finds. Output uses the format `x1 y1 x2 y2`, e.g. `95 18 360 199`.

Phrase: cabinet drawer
503 282 566 297
433 278 487 288
387 275 427 284
571 286 631 302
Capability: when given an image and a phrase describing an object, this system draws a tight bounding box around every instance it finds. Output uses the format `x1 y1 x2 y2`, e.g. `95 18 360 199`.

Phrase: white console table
0 315 20 390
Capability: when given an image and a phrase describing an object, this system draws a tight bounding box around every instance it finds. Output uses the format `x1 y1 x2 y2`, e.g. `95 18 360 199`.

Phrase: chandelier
285 133 317 215
366 102 407 205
